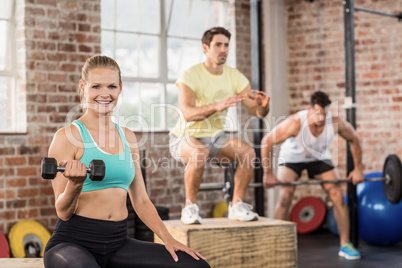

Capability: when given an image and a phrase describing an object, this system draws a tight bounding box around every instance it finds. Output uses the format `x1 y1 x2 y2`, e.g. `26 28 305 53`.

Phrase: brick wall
0 0 254 233
0 0 101 233
285 0 402 206
234 0 256 207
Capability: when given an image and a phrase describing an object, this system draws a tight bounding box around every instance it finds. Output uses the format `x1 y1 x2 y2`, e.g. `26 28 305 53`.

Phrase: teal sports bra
72 120 135 192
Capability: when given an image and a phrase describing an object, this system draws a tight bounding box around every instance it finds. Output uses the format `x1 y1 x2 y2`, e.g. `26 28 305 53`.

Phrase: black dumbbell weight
41 157 105 181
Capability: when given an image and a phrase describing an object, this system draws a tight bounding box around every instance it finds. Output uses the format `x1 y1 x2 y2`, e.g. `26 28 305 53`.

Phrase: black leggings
44 238 210 268
44 215 210 268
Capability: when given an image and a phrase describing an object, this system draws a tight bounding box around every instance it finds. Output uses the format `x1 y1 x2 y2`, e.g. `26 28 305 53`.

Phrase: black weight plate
383 154 402 204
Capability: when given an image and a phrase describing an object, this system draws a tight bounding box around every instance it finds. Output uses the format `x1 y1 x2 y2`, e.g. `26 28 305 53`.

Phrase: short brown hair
310 91 332 108
201 27 231 46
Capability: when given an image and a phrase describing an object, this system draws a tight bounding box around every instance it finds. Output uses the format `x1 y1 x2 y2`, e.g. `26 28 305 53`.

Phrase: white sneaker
181 200 202 225
228 200 259 222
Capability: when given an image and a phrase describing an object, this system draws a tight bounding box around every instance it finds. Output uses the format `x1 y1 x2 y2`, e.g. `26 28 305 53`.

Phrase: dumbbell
41 157 106 181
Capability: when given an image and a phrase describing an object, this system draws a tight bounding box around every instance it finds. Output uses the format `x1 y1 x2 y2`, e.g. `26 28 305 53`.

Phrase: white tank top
279 110 335 163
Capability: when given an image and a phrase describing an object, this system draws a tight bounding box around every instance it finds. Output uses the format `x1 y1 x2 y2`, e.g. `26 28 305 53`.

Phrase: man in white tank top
261 91 364 260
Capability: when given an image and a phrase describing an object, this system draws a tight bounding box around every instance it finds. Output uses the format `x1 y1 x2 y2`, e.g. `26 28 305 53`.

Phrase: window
101 0 235 131
0 0 18 132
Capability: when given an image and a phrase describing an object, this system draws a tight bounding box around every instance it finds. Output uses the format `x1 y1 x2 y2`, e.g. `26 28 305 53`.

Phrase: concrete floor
298 230 402 268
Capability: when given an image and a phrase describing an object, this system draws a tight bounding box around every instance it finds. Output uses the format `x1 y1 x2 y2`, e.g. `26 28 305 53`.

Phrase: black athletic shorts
279 159 335 178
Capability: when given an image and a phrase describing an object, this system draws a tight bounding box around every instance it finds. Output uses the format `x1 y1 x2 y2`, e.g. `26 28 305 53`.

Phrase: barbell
200 154 402 204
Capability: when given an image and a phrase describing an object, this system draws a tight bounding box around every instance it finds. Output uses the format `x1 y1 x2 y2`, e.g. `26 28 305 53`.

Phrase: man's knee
327 187 344 205
236 145 256 163
186 148 209 168
278 190 295 208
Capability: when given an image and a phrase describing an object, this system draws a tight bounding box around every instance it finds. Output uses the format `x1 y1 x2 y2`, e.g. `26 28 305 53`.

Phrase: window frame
101 0 233 131
0 0 18 133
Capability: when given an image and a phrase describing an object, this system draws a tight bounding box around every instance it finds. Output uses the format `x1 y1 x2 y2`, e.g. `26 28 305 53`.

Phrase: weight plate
0 230 10 258
383 154 402 204
212 200 228 218
8 220 51 258
290 196 326 234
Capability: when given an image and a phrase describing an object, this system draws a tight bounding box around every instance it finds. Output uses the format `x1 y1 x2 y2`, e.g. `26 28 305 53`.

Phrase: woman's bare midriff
74 187 129 221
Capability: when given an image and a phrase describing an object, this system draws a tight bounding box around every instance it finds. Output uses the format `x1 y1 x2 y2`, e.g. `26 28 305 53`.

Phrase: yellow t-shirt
171 63 249 138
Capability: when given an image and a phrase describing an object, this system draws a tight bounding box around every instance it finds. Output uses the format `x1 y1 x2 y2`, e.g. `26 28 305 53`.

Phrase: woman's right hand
59 160 87 185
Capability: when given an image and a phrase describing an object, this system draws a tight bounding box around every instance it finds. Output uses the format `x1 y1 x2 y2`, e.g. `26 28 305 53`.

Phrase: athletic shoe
228 200 259 222
181 200 202 224
338 242 361 260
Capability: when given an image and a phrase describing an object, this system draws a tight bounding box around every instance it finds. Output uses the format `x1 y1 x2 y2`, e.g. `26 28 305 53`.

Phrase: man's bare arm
261 115 300 187
178 82 245 122
334 116 364 184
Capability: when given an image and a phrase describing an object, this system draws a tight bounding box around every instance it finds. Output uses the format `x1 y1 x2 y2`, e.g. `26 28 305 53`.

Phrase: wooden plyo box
0 258 44 268
155 217 297 268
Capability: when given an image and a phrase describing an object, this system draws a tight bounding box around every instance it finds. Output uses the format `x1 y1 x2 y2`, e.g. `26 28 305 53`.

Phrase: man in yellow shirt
169 27 270 224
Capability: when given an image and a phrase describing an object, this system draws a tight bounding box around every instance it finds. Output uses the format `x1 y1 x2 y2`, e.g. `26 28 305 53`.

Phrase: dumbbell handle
56 166 92 174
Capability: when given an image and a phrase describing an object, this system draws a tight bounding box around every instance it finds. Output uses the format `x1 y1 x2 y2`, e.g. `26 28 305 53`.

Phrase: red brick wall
0 0 254 233
234 0 256 207
285 0 402 205
235 1 252 79
0 0 101 233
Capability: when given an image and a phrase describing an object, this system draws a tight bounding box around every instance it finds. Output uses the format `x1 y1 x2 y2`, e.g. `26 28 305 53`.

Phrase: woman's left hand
164 237 206 262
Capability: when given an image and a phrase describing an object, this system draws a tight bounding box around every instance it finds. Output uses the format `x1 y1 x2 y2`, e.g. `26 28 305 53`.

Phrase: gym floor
298 229 402 268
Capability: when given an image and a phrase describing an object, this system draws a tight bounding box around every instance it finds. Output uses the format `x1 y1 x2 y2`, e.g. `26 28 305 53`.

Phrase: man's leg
319 169 349 246
274 167 299 220
215 136 259 221
180 136 210 205
176 136 210 224
319 169 360 260
216 137 255 204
